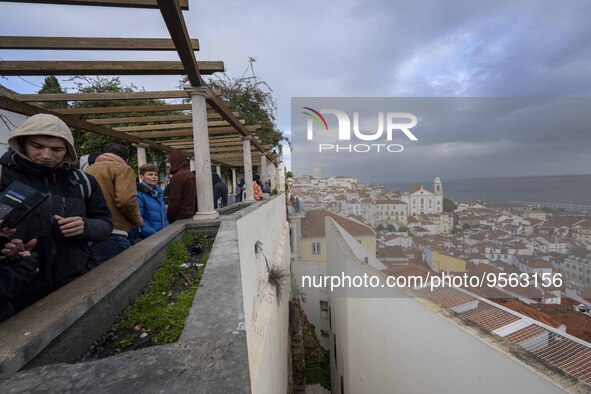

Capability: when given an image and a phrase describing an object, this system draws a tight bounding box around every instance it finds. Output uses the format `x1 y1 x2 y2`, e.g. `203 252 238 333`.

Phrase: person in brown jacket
85 143 143 265
166 151 197 222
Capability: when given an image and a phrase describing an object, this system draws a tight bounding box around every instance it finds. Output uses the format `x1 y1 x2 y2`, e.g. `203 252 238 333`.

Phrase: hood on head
8 113 77 164
212 172 222 185
167 151 188 174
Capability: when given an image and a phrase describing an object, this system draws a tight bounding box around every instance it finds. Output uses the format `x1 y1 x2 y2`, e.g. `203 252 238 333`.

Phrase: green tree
37 76 68 110
443 197 457 212
65 76 174 170
180 58 287 154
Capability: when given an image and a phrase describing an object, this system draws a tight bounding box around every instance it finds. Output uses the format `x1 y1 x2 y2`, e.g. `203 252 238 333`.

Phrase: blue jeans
89 234 130 267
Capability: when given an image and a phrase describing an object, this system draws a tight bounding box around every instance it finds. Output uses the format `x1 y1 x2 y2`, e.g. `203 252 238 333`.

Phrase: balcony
0 196 290 393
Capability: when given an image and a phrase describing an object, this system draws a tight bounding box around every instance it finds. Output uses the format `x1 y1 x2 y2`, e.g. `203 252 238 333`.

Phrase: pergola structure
0 0 284 219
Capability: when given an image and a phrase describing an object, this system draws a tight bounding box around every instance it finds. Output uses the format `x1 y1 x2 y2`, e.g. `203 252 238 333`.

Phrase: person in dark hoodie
166 151 197 222
212 172 228 208
0 114 112 312
0 234 38 322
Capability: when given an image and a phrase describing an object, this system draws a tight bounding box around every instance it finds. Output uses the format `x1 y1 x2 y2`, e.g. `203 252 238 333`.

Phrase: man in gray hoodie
0 113 112 314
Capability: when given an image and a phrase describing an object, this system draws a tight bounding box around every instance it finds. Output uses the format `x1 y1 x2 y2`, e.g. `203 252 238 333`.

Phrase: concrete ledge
0 219 218 375
0 332 250 394
181 220 245 341
0 194 287 392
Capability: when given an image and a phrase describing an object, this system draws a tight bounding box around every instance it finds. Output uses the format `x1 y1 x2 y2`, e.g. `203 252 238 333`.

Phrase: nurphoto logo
302 107 419 153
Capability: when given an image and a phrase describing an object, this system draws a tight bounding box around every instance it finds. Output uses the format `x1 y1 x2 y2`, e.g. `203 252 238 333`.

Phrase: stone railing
0 195 289 393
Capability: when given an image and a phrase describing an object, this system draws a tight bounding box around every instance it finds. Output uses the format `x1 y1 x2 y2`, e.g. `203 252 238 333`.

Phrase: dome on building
312 164 322 179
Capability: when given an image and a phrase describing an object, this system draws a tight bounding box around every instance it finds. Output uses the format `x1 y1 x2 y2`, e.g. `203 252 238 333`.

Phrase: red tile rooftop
534 341 591 384
377 246 407 259
526 259 554 269
384 234 402 241
496 299 562 329
460 302 520 331
383 264 433 279
301 209 375 238
408 185 422 194
504 324 546 344
427 287 476 308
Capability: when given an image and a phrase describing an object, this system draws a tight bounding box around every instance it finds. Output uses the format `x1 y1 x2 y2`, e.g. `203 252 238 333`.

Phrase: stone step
305 383 331 394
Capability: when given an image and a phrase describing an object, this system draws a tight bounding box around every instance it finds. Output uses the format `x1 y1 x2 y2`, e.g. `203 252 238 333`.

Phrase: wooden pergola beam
0 93 193 157
157 0 201 86
128 124 260 139
56 104 191 115
129 129 194 138
205 93 273 162
16 89 223 102
155 137 262 147
0 61 224 76
164 140 261 149
113 120 244 132
0 0 189 9
209 136 262 144
212 153 264 161
87 112 238 125
209 146 258 154
17 91 189 102
157 136 258 144
0 36 199 51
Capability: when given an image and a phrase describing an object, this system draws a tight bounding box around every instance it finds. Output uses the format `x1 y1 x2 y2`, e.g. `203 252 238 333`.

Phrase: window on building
312 242 321 255
320 329 329 338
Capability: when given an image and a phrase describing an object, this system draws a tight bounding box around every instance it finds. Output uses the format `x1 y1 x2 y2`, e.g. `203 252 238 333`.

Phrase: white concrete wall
291 260 330 349
325 218 568 394
0 110 27 155
236 196 290 394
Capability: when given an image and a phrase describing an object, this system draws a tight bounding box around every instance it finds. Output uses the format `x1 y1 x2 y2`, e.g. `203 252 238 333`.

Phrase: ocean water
386 175 591 205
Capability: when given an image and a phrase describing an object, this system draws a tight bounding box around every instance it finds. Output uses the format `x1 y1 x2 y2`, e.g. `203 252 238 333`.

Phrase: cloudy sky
1 0 590 182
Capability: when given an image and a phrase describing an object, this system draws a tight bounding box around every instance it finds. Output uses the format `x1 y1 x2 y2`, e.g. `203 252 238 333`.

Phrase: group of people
0 114 199 322
234 174 271 202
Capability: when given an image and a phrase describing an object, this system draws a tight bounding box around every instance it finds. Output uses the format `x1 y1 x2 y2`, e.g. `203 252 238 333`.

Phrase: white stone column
186 87 219 220
278 161 285 192
189 159 195 172
260 155 268 184
269 162 277 192
242 136 255 202
231 167 237 196
216 164 221 176
134 143 148 179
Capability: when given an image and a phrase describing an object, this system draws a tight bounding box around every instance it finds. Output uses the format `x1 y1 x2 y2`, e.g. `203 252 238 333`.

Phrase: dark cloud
1 0 590 178
291 97 591 183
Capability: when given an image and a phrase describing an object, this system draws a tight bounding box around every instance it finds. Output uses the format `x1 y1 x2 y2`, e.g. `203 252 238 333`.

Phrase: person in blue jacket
130 164 168 244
